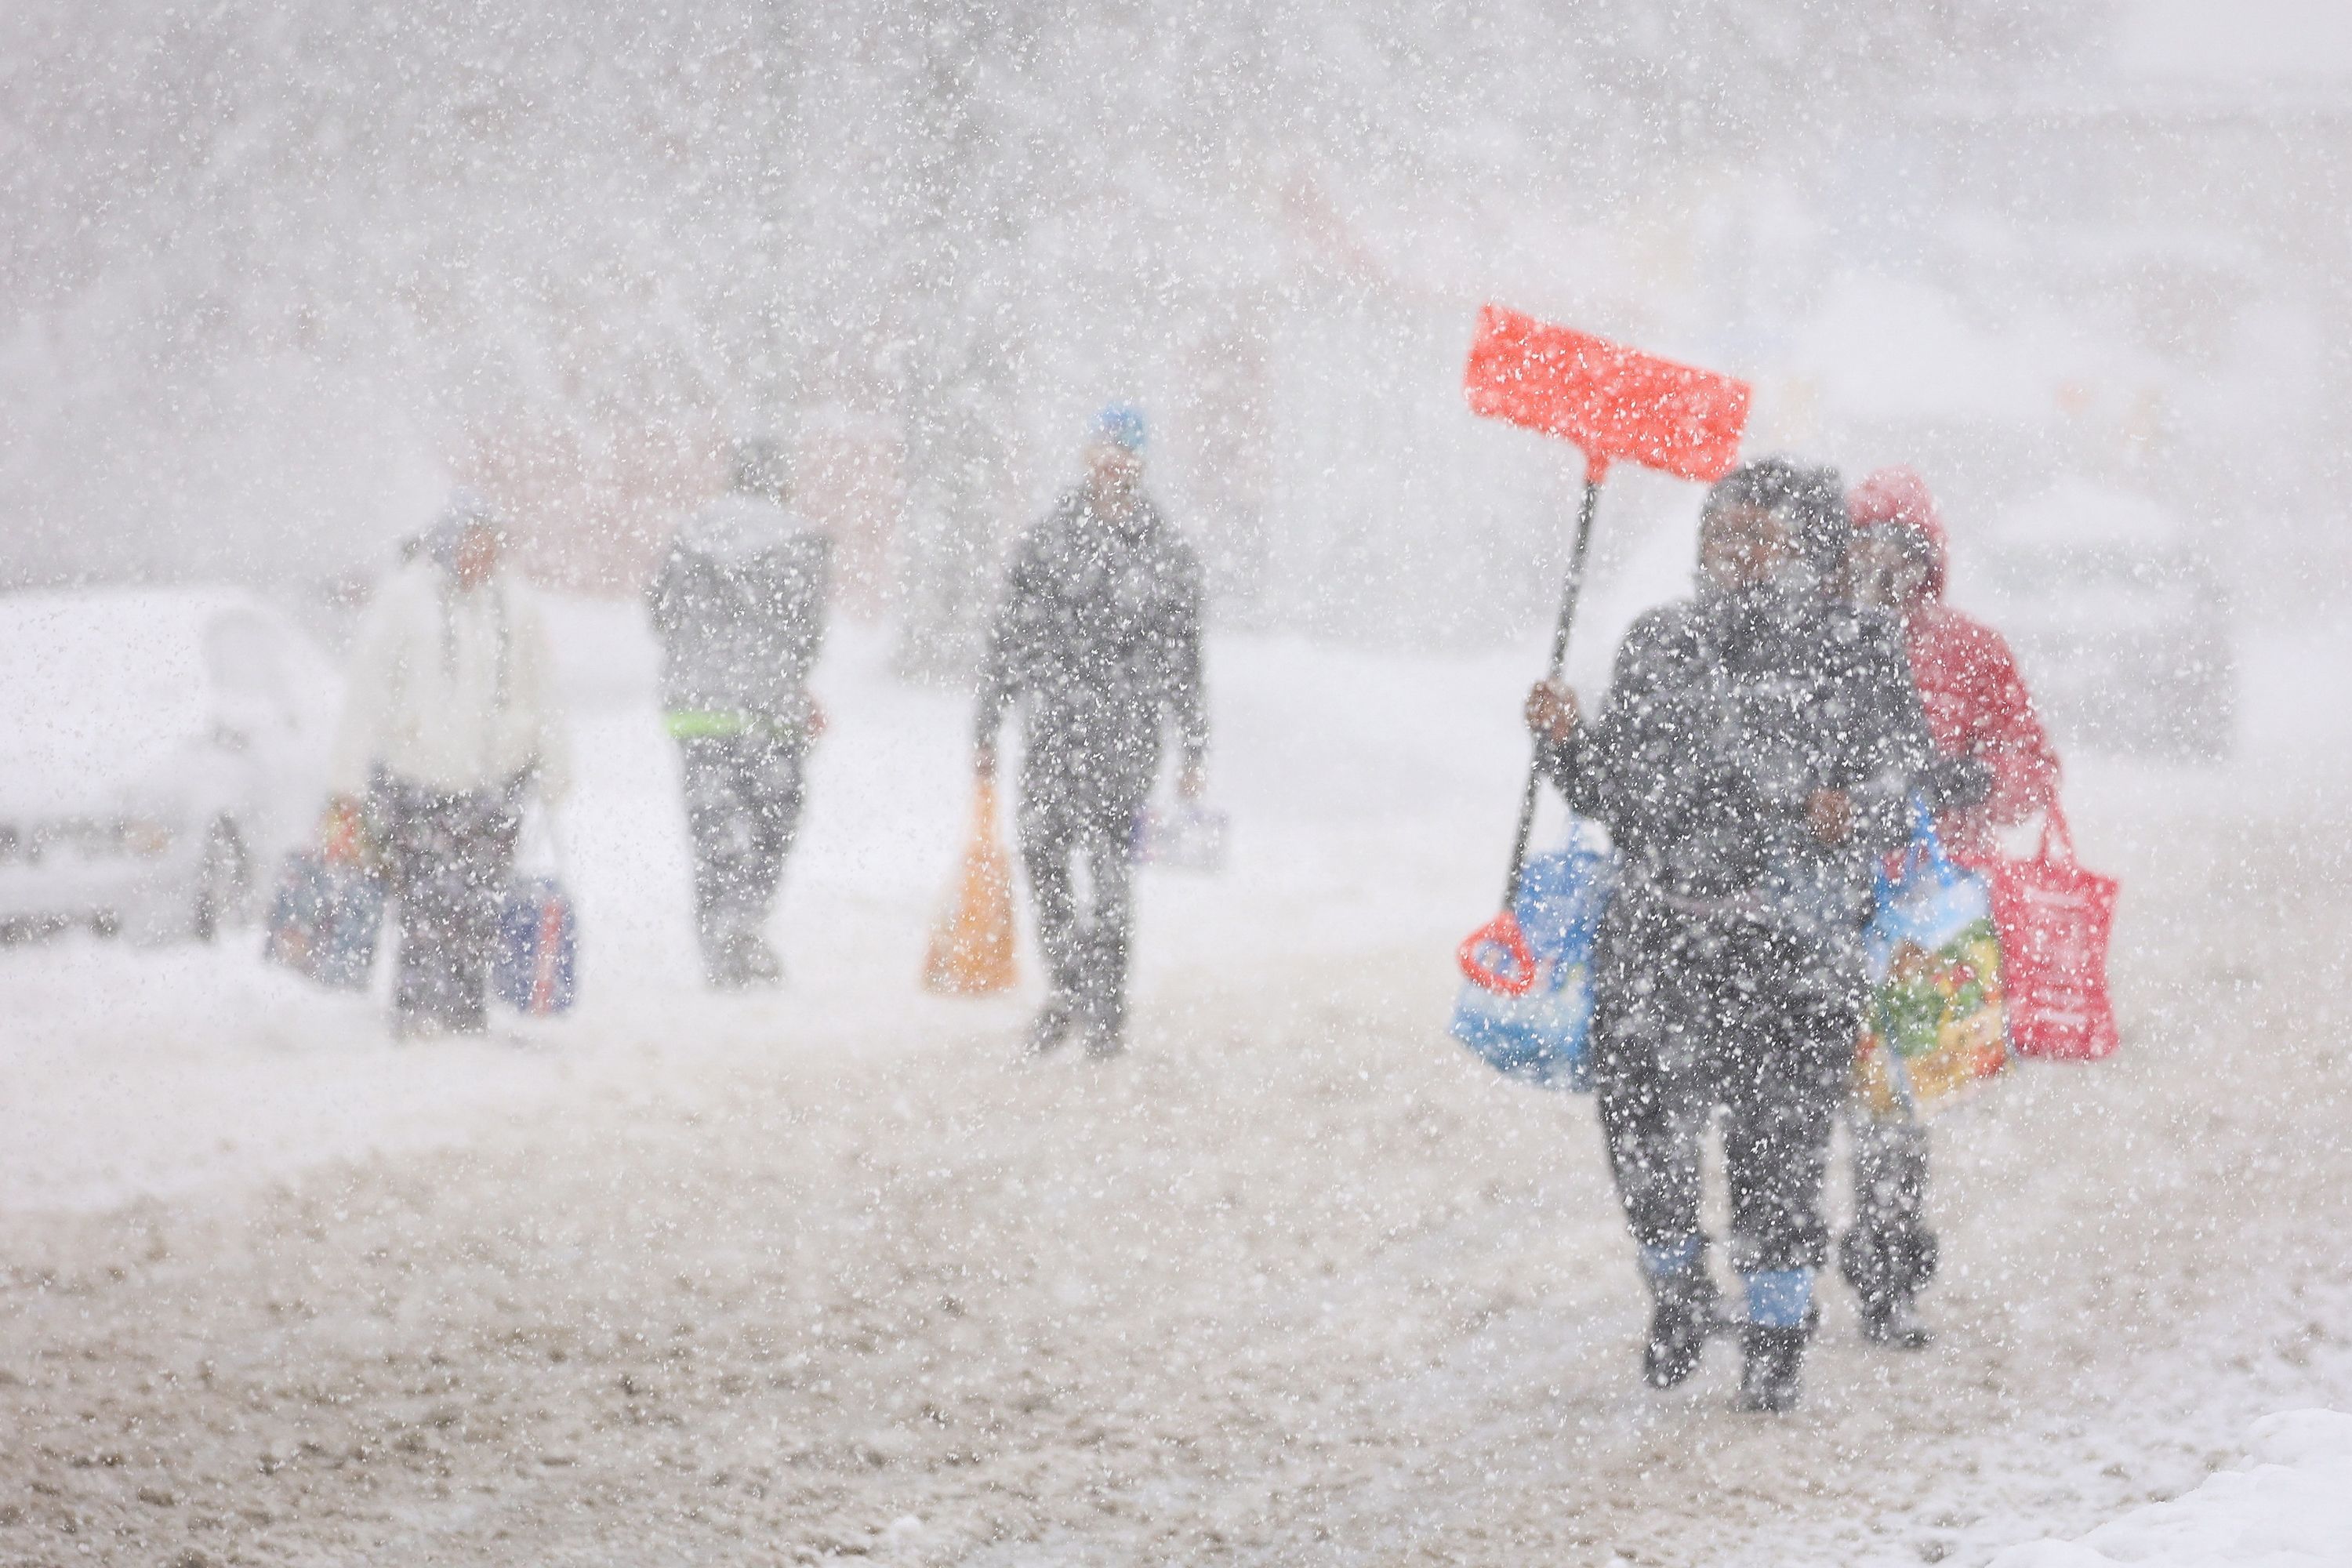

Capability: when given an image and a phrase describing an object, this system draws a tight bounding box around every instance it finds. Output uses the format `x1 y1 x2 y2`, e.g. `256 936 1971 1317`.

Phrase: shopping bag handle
2038 797 2079 868
1457 909 1539 996
517 802 567 876
1878 792 1950 895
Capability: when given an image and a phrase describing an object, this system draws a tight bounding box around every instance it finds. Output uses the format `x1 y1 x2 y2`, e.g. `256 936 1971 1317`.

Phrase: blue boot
1737 1270 1814 1413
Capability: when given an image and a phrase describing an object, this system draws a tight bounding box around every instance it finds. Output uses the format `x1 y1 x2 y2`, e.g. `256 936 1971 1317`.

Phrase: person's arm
1523 677 1588 803
773 532 833 734
325 584 403 802
1848 615 1937 854
1970 626 2060 826
514 592 571 806
1168 549 1210 798
971 538 1033 775
645 544 685 634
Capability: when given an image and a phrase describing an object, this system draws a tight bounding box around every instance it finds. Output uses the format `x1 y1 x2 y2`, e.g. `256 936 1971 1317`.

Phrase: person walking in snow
974 404 1208 1059
1524 458 1935 1411
648 437 832 989
1835 465 2061 1349
328 491 570 1039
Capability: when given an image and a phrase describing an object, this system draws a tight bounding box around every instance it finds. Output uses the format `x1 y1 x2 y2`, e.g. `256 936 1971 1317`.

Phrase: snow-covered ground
1992 1410 2352 1566
3 602 2350 1564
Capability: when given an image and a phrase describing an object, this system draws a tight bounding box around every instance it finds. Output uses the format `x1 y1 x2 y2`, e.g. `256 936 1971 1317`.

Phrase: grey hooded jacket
647 495 830 736
975 487 1207 814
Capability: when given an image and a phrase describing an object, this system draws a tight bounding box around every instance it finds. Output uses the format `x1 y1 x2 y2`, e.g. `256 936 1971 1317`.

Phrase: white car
0 587 342 943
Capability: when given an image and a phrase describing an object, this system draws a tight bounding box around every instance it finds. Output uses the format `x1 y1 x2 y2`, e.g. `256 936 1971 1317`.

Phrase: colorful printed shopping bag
262 848 384 991
1449 822 1615 1091
1964 801 2118 1062
1860 802 2009 1117
493 875 579 1016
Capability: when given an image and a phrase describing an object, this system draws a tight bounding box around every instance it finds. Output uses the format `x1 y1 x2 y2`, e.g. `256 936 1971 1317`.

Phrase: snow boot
1735 1269 1813 1413
701 930 780 989
1737 1324 1809 1413
1842 1226 1937 1350
1638 1238 1719 1389
1861 1293 1933 1350
1025 996 1078 1057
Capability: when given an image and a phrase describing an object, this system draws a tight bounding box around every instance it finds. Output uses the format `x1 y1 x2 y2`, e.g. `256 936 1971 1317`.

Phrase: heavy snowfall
4 2 2350 1564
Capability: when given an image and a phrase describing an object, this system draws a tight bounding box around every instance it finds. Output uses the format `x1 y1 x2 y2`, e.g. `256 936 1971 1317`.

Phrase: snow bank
1990 1411 2352 1567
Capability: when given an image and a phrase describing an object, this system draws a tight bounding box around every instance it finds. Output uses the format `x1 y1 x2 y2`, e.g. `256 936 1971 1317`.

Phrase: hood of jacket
677 492 814 564
1848 465 1949 605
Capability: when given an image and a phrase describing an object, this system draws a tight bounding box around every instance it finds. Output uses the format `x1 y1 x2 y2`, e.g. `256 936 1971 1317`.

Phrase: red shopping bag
1965 802 2118 1061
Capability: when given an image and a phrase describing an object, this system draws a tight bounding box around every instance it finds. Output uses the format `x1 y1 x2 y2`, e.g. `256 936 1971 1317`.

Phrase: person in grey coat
648 437 831 987
974 404 1208 1058
1525 458 1936 1412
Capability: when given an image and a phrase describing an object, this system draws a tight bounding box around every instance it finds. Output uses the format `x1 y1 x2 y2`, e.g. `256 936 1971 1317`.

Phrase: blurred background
5 0 2342 726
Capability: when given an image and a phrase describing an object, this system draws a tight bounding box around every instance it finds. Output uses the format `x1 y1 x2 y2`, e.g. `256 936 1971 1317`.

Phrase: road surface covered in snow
3 608 2350 1565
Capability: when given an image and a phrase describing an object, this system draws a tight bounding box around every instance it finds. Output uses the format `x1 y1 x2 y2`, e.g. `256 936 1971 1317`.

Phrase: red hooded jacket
1848 467 2059 857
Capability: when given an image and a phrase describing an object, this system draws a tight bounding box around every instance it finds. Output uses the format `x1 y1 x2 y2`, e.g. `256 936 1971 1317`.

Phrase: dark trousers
372 771 522 1036
1017 788 1135 1036
677 734 807 951
1591 906 1857 1277
1842 1115 1938 1308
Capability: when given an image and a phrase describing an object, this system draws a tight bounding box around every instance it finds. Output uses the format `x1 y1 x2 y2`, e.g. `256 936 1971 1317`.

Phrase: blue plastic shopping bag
1449 822 1615 1091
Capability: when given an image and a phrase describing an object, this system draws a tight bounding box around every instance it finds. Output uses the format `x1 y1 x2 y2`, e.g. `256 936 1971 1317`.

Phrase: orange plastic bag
923 780 1018 995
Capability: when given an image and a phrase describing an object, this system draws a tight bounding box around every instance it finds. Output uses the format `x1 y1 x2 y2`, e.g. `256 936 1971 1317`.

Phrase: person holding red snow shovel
1835 465 2060 1350
1525 459 1935 1411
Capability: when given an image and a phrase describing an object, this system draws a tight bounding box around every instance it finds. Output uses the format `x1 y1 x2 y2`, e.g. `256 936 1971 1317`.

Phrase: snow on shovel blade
1463 303 1751 484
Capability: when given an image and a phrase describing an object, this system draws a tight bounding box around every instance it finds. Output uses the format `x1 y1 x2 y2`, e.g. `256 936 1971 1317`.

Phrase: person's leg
728 735 808 983
1016 789 1083 1052
1842 1112 1936 1346
681 738 761 985
437 789 521 1033
377 779 442 1038
742 735 808 904
1591 908 1720 1385
1719 931 1853 1410
1075 808 1135 1052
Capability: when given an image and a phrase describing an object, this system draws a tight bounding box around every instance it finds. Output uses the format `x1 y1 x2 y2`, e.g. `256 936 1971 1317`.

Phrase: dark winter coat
647 495 830 734
1542 582 1935 979
974 488 1208 815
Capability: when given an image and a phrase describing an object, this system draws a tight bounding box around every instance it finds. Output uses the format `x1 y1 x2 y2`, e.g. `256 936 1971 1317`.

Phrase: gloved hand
1924 755 1994 816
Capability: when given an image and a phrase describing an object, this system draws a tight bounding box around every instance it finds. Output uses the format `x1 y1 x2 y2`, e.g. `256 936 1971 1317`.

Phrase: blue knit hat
1091 402 1147 454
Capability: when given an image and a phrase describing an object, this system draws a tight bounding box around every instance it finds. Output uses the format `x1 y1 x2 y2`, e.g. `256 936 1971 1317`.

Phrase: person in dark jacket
648 437 831 988
974 404 1208 1058
1835 466 2058 1349
1524 458 1935 1411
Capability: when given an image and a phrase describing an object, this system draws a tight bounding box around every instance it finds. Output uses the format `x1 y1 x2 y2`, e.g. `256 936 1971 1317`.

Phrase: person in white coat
328 492 569 1037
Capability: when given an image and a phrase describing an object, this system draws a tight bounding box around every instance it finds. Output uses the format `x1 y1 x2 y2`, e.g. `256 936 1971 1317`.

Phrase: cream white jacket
328 562 570 802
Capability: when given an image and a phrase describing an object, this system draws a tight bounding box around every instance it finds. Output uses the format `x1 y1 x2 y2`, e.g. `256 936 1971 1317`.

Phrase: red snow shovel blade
1464 304 1751 483
1457 908 1539 996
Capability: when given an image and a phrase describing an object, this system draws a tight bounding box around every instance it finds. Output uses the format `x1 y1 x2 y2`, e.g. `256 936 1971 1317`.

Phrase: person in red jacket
1840 466 2061 1347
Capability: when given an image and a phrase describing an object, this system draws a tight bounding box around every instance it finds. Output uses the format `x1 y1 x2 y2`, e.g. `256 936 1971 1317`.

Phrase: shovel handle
1502 466 1605 907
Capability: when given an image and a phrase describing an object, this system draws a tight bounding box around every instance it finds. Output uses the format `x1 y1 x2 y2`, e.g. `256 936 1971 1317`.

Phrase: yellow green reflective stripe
663 710 754 739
